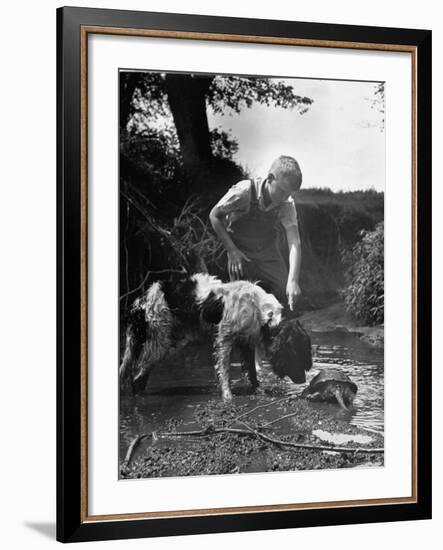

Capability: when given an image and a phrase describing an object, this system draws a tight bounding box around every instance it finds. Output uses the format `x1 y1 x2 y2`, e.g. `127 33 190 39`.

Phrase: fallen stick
120 433 151 473
229 393 299 426
236 420 384 454
160 426 385 454
262 411 299 427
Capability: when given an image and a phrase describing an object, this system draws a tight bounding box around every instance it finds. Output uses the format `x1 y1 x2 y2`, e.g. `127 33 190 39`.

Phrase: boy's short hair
269 155 302 191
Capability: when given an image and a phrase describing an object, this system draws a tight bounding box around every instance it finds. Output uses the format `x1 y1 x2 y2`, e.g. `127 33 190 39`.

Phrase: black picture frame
57 6 432 543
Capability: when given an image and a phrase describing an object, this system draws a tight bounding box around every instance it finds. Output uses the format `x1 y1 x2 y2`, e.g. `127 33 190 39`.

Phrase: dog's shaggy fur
119 273 312 402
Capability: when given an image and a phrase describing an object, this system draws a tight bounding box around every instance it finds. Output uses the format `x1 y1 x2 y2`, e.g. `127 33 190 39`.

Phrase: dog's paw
221 392 234 405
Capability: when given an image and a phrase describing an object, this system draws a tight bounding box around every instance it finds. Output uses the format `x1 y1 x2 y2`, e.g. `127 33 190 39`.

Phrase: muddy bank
298 301 384 348
120 395 383 479
119 301 384 480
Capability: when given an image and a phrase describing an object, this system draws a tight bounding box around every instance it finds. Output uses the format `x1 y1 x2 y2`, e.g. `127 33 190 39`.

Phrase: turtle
301 369 357 410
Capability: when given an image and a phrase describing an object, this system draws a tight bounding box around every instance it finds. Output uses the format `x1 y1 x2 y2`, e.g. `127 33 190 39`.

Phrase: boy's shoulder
219 179 253 202
230 179 253 194
215 179 252 213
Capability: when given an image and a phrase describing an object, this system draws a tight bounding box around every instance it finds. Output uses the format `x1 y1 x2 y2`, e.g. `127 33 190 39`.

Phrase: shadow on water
119 329 384 463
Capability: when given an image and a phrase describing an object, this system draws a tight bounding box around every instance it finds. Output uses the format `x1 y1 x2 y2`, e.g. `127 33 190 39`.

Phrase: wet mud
119 326 384 479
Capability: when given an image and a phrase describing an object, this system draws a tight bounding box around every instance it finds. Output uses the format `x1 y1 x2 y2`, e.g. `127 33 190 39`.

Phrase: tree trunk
164 74 213 182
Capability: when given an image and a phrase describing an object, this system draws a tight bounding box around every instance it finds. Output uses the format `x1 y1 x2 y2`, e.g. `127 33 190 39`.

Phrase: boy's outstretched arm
209 206 250 279
285 223 302 310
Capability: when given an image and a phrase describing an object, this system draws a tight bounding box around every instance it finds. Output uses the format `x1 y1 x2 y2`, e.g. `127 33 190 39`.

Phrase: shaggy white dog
119 273 311 402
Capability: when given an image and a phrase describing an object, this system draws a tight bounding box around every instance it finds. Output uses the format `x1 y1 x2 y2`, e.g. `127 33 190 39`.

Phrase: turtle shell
306 369 357 394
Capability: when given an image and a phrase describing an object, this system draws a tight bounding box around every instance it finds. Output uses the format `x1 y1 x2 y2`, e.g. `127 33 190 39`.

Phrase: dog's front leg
214 332 233 403
237 340 259 391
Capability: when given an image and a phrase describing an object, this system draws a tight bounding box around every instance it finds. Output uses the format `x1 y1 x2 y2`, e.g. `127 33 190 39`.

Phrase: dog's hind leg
119 327 141 390
132 345 158 395
214 331 234 403
237 340 259 391
131 338 166 395
132 361 156 395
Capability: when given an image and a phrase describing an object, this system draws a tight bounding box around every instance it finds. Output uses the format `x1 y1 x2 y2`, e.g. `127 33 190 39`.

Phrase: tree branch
119 268 186 302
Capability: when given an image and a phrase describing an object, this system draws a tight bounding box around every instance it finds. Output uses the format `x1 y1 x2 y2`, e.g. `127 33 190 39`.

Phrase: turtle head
340 384 357 409
264 319 312 384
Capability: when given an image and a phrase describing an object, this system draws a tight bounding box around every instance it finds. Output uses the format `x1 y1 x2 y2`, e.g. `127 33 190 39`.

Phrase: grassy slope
294 188 384 305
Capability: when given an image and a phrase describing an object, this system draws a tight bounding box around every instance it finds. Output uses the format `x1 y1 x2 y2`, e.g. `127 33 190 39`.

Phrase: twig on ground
261 411 299 427
120 433 151 473
228 394 299 426
235 420 383 454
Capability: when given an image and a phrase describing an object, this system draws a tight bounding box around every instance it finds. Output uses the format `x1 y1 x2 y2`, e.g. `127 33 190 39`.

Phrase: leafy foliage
368 82 385 131
121 73 313 157
284 188 384 301
207 76 313 115
121 72 169 131
342 223 384 325
120 127 183 190
168 198 226 274
119 70 384 313
210 128 239 160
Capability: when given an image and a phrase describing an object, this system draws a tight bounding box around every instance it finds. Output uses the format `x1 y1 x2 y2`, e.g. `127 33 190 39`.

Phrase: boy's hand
286 280 301 311
227 248 250 280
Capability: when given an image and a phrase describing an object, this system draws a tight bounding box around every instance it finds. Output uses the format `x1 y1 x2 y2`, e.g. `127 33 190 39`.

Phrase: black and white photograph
118 69 385 479
0 0 436 544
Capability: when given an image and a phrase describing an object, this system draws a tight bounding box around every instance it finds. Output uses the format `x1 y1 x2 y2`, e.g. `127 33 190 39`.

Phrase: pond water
310 331 384 434
120 331 384 459
119 329 384 462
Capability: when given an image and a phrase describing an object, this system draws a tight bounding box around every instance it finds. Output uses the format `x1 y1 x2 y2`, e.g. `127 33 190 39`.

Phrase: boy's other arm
209 206 250 279
285 223 302 309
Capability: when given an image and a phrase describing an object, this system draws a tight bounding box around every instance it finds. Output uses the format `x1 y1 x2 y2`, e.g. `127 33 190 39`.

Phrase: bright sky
208 78 385 192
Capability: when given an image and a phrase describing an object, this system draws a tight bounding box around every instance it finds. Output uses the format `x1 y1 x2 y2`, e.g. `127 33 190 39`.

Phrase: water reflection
310 331 384 433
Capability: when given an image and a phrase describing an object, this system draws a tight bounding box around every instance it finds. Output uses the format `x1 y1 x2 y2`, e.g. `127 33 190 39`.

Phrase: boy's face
266 174 298 206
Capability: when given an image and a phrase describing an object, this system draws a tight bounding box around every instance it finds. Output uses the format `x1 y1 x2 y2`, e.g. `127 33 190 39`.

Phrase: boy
209 155 302 314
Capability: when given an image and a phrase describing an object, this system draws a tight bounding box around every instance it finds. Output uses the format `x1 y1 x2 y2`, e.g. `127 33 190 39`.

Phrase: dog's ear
296 319 310 340
267 320 312 383
260 322 278 348
200 291 224 324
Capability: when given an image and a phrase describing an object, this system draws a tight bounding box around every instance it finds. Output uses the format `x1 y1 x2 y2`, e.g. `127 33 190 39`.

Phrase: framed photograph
57 6 432 543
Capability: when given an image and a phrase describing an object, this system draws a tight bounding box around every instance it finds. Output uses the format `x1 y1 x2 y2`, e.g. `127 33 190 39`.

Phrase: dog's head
264 319 312 384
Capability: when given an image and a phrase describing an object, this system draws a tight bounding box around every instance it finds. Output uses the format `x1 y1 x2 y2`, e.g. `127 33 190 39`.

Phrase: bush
342 222 384 325
168 198 226 276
